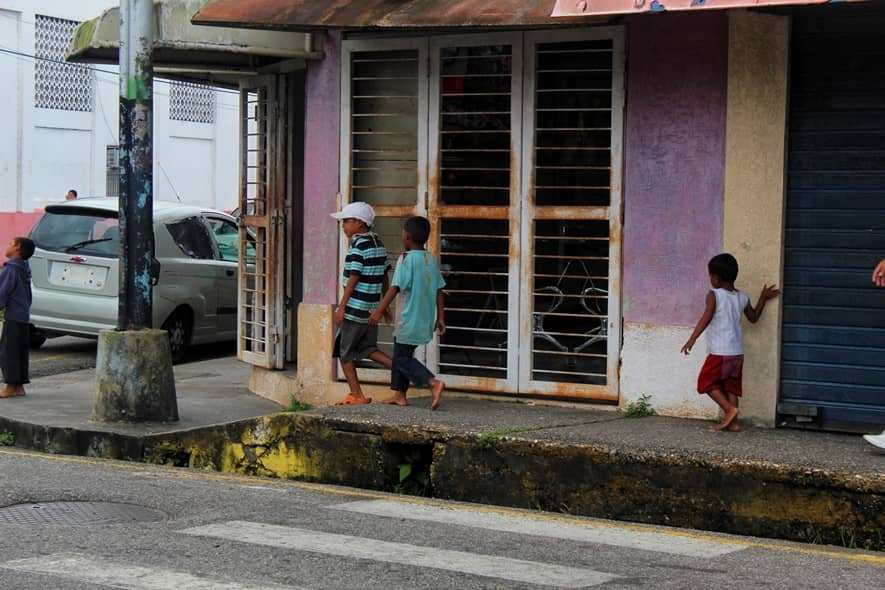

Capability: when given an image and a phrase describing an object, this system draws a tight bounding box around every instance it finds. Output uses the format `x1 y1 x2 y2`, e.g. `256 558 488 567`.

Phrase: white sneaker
862 431 885 450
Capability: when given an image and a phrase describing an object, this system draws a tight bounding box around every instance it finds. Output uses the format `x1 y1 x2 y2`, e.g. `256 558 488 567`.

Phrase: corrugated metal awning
191 0 603 31
68 0 322 87
552 0 872 17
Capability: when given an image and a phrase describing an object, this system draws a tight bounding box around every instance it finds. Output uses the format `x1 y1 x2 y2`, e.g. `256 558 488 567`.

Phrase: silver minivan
29 198 246 361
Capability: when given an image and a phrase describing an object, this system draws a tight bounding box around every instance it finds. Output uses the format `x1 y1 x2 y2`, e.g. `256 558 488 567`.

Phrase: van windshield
30 209 120 258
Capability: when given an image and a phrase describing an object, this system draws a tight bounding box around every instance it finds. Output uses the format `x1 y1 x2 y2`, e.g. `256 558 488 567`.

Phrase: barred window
106 146 120 198
169 81 216 124
35 15 93 111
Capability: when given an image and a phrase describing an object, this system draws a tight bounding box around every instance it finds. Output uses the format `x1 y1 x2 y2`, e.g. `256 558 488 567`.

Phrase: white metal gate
238 75 287 369
340 29 624 401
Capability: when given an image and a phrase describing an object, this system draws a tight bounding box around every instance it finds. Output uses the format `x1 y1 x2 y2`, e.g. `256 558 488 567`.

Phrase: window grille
169 81 216 124
106 146 120 198
34 15 93 112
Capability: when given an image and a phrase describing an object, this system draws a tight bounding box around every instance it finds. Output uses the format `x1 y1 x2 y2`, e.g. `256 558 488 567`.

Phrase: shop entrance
340 29 624 400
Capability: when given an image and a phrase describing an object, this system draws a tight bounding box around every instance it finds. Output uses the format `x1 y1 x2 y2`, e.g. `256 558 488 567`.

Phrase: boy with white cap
330 202 393 405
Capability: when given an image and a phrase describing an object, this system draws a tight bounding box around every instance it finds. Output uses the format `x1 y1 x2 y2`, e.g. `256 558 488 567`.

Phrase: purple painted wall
303 31 342 305
622 13 728 327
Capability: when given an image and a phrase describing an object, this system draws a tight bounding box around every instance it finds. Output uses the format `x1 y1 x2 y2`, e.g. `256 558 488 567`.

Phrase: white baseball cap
330 201 375 227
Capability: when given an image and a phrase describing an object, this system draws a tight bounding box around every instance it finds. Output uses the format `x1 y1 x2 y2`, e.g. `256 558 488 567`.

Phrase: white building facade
0 0 239 258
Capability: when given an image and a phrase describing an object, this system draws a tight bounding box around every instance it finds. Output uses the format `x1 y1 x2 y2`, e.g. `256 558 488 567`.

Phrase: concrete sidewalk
0 359 882 550
311 396 883 479
0 357 277 438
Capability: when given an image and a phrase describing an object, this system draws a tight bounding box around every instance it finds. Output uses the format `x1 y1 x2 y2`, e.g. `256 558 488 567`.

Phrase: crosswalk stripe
182 520 618 588
0 553 300 590
330 500 747 559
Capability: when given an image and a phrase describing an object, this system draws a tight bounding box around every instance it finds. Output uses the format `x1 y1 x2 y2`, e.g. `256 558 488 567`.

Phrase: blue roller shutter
779 6 885 432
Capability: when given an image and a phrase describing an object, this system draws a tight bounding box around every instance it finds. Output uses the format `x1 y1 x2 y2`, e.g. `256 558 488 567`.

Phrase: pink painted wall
0 211 43 263
622 13 729 327
302 31 342 305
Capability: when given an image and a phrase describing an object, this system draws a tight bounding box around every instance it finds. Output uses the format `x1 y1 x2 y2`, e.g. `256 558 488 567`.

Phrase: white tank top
706 288 750 356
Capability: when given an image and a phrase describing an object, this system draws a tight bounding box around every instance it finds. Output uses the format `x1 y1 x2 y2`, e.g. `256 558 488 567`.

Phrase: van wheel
162 310 191 363
29 326 47 350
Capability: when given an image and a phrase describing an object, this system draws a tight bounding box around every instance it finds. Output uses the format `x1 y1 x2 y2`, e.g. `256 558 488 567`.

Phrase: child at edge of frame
330 201 394 406
370 216 447 411
680 253 780 432
0 237 35 399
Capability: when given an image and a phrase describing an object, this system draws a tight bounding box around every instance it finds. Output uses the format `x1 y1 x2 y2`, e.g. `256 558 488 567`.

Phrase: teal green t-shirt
392 250 446 346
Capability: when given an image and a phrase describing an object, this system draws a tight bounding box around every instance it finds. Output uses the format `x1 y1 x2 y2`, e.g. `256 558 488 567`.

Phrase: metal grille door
340 39 429 382
780 7 885 431
238 76 286 369
429 35 523 393
518 30 624 400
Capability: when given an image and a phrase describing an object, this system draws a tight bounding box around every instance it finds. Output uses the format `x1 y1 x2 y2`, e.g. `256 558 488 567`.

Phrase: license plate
49 262 108 291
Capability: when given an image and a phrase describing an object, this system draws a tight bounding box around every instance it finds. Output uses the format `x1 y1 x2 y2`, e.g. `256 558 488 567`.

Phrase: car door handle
226 270 235 277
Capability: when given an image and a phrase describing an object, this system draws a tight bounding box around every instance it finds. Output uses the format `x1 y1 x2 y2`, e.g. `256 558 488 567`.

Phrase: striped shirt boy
342 232 390 323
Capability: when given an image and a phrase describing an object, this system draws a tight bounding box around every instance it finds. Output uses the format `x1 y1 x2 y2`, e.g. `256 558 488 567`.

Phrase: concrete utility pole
93 0 178 423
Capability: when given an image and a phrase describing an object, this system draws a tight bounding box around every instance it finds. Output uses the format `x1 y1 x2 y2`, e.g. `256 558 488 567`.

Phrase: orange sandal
336 394 372 406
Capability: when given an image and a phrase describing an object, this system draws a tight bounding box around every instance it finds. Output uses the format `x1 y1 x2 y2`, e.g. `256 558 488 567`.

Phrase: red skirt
697 354 743 397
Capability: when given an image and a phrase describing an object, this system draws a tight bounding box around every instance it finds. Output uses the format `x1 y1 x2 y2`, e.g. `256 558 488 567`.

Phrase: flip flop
336 394 372 406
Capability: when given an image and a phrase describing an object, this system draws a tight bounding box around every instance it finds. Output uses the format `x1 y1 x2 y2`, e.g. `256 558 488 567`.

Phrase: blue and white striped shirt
342 232 390 323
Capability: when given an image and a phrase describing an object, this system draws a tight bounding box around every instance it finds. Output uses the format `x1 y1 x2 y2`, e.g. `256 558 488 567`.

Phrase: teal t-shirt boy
370 217 446 410
392 250 445 346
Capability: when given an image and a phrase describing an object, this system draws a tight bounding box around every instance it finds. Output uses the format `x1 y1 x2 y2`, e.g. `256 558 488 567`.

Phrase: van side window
166 217 214 260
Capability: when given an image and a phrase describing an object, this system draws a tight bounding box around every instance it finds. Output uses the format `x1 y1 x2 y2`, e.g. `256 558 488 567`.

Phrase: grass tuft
624 394 656 418
286 397 313 413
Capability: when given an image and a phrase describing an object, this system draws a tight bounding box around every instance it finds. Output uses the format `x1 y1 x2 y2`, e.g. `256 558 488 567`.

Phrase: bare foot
727 420 742 432
0 387 17 399
384 393 409 406
713 407 739 431
430 379 444 411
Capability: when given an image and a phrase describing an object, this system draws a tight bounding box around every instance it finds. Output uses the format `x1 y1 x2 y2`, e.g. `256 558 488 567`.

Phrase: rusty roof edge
191 0 605 31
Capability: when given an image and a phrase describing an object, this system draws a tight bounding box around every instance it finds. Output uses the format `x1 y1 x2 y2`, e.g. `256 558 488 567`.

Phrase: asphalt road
0 449 880 589
29 335 236 379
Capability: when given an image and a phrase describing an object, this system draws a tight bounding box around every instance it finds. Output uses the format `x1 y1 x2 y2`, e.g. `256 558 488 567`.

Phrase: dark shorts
334 320 379 364
697 354 743 397
0 319 30 386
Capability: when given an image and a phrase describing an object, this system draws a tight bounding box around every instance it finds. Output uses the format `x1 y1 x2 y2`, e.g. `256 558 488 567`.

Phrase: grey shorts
334 320 379 364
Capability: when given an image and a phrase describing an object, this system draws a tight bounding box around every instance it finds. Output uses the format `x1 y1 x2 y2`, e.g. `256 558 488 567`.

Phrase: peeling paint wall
619 13 729 419
622 13 728 328
302 30 342 305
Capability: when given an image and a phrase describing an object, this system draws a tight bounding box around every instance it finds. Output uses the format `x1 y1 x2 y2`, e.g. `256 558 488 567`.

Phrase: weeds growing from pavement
286 397 313 412
476 427 530 449
0 431 14 446
624 395 656 418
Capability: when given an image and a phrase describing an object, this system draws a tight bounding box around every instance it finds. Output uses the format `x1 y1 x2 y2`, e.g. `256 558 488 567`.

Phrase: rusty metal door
427 33 524 394
237 75 286 369
517 29 624 400
339 38 430 383
339 30 624 400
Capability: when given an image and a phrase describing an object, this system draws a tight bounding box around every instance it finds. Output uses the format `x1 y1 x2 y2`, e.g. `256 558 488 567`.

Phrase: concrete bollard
93 329 178 422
